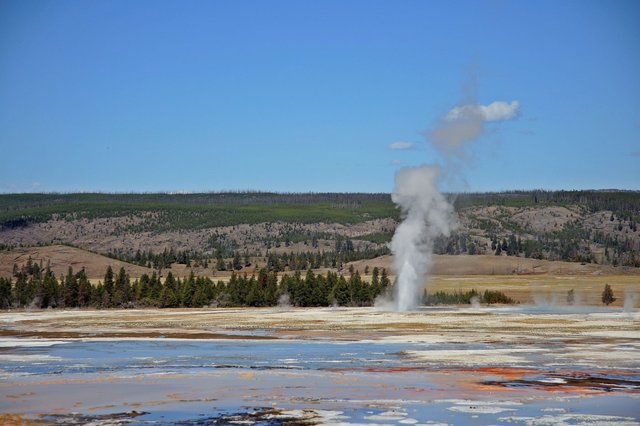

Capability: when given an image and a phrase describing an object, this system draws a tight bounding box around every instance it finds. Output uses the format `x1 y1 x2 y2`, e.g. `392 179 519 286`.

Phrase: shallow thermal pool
0 307 639 425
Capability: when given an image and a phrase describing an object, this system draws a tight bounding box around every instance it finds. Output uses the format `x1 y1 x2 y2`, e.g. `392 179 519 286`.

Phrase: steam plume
391 166 455 311
624 289 638 313
277 293 292 310
389 75 519 311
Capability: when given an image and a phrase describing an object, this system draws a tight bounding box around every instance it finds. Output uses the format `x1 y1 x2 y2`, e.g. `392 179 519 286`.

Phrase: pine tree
40 267 59 308
14 272 29 307
112 267 131 307
370 267 380 296
349 272 367 306
233 252 242 270
180 271 196 307
0 277 12 309
602 283 616 306
103 266 115 307
64 266 78 308
332 275 351 306
380 268 391 291
264 271 278 306
311 274 329 306
148 272 162 303
227 272 242 305
566 289 575 305
245 277 263 307
77 268 91 307
191 283 208 307
160 285 178 308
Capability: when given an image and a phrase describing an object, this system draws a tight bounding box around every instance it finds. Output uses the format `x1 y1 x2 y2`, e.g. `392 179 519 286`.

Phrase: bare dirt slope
0 216 395 257
0 245 152 279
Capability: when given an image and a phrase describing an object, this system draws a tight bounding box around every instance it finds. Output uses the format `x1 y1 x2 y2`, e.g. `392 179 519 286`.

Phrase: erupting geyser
391 166 455 311
388 71 520 311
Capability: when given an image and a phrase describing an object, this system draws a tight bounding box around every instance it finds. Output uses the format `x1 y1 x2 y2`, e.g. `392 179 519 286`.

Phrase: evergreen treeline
4 190 637 213
106 240 391 273
422 288 515 305
0 260 392 309
0 192 392 211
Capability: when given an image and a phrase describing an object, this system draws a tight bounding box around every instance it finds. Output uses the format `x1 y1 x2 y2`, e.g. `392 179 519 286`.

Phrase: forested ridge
2 190 638 229
0 192 395 230
1 190 639 269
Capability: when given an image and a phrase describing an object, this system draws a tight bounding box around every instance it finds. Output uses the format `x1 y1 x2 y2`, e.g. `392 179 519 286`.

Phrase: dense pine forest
0 259 518 310
0 260 392 309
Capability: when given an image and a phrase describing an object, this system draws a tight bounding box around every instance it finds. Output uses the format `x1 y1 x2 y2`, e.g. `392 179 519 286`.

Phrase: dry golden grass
427 275 639 307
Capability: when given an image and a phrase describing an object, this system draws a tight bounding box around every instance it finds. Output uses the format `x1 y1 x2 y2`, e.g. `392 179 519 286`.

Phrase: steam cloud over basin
391 166 455 311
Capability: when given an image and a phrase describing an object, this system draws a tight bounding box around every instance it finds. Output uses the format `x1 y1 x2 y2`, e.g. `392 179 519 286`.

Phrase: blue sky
1 0 638 193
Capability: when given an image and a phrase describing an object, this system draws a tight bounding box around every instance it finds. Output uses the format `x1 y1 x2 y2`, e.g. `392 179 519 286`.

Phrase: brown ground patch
0 414 42 426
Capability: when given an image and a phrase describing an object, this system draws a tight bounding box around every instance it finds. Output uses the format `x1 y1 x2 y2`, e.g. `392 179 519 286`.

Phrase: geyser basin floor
1 307 639 425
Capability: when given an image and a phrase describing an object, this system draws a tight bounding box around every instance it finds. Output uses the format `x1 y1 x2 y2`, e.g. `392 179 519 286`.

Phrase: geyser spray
391 166 455 311
388 71 519 311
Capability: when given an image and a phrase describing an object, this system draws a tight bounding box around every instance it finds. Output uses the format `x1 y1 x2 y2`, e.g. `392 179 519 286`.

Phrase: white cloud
445 101 520 122
429 100 520 155
480 100 520 121
389 159 403 165
388 141 415 150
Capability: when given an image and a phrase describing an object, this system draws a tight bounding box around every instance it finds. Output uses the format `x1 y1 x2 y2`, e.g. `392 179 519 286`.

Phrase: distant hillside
0 190 639 270
1 246 636 282
0 245 152 279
